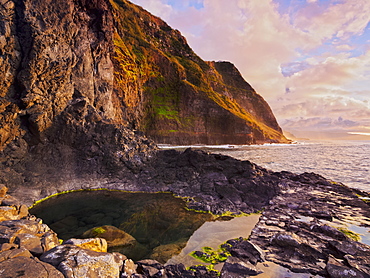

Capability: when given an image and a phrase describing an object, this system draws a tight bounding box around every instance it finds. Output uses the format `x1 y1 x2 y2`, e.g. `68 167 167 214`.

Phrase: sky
130 0 370 140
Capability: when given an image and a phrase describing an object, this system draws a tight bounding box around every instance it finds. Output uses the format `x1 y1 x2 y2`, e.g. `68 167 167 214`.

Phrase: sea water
159 140 370 192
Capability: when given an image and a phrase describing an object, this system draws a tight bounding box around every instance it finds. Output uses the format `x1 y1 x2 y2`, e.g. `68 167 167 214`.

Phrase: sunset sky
131 0 370 140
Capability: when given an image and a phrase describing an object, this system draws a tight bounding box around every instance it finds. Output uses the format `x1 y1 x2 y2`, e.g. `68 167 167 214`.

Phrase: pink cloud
294 0 370 41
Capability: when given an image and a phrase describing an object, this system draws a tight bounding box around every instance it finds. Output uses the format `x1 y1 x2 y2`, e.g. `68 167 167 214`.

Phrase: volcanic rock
40 244 126 278
1 0 288 199
0 256 64 278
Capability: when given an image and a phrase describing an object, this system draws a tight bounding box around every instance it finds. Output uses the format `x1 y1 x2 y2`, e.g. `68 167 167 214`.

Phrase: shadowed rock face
0 0 157 193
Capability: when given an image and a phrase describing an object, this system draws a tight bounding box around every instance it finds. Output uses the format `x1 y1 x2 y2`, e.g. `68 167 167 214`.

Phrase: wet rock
344 254 370 276
40 244 125 278
249 172 370 276
326 255 368 278
137 259 164 277
221 256 263 277
311 224 348 241
150 241 186 264
164 263 195 278
0 256 64 278
51 215 79 230
82 225 137 254
329 240 370 262
223 237 265 265
270 232 305 248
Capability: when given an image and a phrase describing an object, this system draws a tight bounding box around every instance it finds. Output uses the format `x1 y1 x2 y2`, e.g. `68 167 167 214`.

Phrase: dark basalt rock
1 156 370 277
249 171 370 277
222 237 265 265
221 256 263 277
326 255 369 278
145 148 281 214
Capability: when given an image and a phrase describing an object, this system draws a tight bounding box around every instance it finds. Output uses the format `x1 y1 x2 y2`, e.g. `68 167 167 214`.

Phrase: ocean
159 140 370 193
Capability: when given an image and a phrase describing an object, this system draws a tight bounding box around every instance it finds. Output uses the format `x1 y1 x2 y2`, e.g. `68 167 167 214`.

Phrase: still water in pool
30 190 257 263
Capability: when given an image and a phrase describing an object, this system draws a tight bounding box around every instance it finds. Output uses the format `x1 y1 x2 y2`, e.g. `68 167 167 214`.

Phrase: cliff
110 0 288 145
0 0 287 192
0 0 157 193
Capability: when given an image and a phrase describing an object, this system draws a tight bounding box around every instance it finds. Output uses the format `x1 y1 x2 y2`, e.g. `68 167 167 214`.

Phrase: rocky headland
1 0 370 277
1 149 370 277
0 0 291 201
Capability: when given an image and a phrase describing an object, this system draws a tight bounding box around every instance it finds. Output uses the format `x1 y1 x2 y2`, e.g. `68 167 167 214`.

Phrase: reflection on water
257 261 324 278
167 214 260 267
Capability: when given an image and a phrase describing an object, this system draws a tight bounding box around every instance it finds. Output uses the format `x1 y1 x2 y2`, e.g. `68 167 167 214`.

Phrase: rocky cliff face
0 0 287 192
110 0 288 145
0 0 157 193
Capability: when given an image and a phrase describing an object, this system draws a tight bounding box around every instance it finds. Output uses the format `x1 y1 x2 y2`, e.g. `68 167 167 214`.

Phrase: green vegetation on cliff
109 0 288 145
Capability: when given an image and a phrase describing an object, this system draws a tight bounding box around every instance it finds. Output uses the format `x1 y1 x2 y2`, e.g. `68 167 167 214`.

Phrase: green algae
188 264 220 276
337 227 361 241
190 245 231 264
91 227 107 236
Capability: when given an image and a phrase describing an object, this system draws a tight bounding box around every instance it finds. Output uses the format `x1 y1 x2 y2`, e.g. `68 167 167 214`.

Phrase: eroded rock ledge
1 149 370 277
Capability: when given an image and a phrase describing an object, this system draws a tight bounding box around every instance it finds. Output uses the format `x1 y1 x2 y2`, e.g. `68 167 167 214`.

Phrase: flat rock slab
249 172 370 277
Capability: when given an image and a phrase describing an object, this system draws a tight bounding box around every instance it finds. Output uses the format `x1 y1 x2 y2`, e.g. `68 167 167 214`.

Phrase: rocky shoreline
1 148 370 277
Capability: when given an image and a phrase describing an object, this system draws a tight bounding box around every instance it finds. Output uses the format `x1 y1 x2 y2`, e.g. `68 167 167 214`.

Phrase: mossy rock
150 239 187 264
82 225 136 248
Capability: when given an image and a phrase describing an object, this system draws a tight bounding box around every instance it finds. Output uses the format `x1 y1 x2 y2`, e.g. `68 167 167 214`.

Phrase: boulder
223 237 265 265
0 219 59 253
122 259 138 277
0 204 28 221
63 237 108 252
0 246 33 262
270 232 305 248
0 185 7 198
15 233 44 255
1 195 23 207
150 241 186 264
0 256 64 278
221 256 263 277
40 244 126 278
82 225 137 255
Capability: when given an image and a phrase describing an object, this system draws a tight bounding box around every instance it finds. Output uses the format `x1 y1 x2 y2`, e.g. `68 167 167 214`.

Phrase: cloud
131 0 173 19
294 0 370 42
281 116 358 131
287 52 370 91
